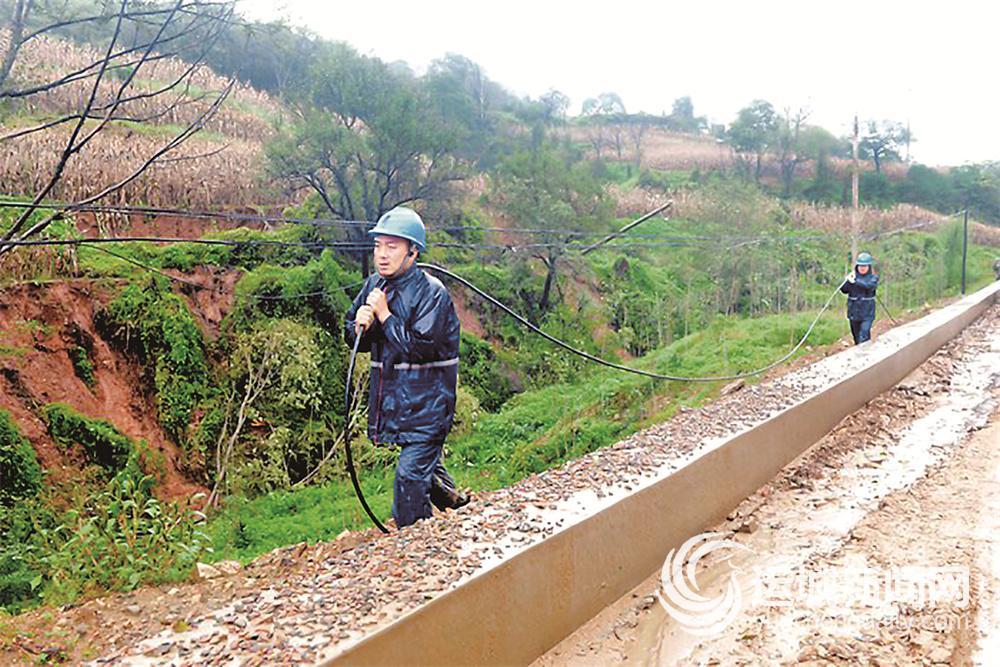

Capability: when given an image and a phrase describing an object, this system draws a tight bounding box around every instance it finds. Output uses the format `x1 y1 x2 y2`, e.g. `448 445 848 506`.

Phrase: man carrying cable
840 251 879 345
344 207 470 528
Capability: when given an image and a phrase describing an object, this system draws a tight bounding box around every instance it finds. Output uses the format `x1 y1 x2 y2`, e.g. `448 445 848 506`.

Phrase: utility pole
905 119 911 163
851 114 860 264
961 206 969 295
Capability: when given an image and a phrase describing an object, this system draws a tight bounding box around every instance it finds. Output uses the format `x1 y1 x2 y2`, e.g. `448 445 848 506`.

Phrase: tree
951 162 1000 224
539 89 570 124
581 92 625 116
666 96 706 133
491 144 611 313
581 92 627 160
774 108 809 197
0 0 237 255
265 42 464 271
424 53 516 164
627 113 655 170
727 100 778 183
860 120 911 174
897 164 956 211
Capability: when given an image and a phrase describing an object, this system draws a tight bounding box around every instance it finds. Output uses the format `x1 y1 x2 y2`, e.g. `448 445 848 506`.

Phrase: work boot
430 474 472 511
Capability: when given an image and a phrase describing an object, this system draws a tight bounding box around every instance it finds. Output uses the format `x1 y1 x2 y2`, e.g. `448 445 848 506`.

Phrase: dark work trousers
849 318 873 345
392 442 460 528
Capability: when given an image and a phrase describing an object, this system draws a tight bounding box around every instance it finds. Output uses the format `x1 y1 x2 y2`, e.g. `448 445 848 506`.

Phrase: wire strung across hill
419 262 847 383
2 204 916 363
0 199 866 243
79 243 369 299
0 202 905 536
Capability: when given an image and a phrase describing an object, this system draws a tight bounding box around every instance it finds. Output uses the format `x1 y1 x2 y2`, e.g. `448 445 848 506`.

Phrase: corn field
0 28 295 207
1 32 285 142
0 122 280 207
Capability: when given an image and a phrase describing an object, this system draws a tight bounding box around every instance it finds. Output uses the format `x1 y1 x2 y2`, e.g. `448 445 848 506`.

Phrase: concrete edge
326 282 1000 666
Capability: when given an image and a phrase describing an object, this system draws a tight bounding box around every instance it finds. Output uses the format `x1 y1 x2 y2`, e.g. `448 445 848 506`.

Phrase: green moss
0 346 28 359
69 345 96 387
43 403 133 472
0 409 42 506
227 249 355 332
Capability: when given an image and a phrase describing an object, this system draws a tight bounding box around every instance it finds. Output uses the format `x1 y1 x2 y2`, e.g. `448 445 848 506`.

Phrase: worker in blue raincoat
840 251 879 345
345 207 470 528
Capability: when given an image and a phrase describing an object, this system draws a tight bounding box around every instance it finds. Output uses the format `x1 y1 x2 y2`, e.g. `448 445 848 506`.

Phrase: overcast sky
238 0 997 167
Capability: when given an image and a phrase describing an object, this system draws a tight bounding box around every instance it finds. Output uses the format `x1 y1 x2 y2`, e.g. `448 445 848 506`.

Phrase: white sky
238 0 998 167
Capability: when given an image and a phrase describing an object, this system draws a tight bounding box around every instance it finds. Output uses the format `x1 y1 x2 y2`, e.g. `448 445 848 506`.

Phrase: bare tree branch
17 2 229 45
0 77 236 254
150 141 231 164
1 7 226 98
73 1 186 155
0 0 129 245
0 0 237 254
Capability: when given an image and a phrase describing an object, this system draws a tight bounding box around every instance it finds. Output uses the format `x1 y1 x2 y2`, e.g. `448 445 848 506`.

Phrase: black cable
0 200 373 228
344 327 389 534
0 199 845 243
418 262 847 383
0 234 836 253
81 243 206 288
1 236 373 248
876 294 900 325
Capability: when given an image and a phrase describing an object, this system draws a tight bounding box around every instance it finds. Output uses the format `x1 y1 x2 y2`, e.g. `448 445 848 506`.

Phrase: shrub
459 333 514 411
97 276 211 441
32 472 209 605
43 403 133 472
0 409 42 506
69 345 96 387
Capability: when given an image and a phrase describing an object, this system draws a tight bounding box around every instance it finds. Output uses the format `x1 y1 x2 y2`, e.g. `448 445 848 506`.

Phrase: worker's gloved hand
845 272 855 283
355 305 375 334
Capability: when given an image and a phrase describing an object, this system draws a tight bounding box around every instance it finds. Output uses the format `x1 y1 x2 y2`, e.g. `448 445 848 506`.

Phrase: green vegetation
1 470 208 611
0 409 42 506
208 471 392 562
69 345 95 387
29 471 208 606
1 409 207 613
203 307 846 563
459 333 514 411
193 214 996 565
43 403 133 472
96 276 211 442
451 309 844 488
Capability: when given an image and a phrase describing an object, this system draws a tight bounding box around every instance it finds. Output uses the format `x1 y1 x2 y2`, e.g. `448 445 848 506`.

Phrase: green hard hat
368 207 427 251
855 252 874 266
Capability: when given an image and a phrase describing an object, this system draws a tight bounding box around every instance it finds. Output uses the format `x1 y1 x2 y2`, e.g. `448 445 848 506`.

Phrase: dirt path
537 312 1000 666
